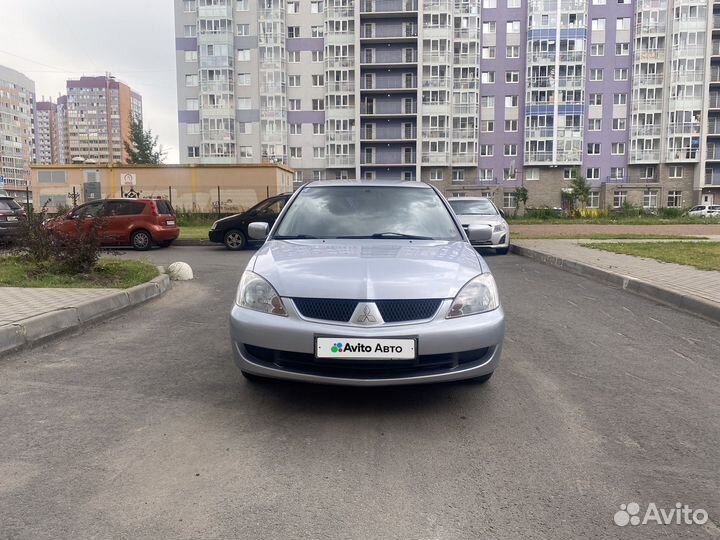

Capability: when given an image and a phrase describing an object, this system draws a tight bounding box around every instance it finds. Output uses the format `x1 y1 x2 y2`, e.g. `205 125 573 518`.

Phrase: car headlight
493 223 507 232
235 271 287 316
210 221 218 231
447 273 500 318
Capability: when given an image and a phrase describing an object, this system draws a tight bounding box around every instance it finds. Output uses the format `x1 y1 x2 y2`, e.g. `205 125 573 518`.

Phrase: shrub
525 207 562 220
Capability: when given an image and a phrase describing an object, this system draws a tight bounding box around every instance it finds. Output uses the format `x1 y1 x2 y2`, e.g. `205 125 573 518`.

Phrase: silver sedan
448 197 511 255
229 181 506 386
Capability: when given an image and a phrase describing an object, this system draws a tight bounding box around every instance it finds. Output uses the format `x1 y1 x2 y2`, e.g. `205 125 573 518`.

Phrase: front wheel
131 230 152 251
224 229 246 251
495 246 510 255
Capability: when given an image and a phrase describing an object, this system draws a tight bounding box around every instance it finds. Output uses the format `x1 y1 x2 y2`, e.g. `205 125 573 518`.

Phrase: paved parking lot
1 246 718 539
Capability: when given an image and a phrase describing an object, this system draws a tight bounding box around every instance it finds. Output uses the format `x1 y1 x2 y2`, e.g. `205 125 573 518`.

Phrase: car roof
448 197 493 201
303 180 431 189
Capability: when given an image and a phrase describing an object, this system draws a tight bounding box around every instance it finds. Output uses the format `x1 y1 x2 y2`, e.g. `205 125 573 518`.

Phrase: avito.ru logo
614 502 709 527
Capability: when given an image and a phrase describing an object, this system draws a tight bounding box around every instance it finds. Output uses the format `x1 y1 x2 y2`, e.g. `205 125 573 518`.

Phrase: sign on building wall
121 173 137 187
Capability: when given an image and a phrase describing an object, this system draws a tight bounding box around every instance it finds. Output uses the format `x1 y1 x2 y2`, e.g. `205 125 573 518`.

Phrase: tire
158 240 173 248
241 370 266 383
495 246 510 255
470 372 494 384
224 229 246 251
131 229 152 251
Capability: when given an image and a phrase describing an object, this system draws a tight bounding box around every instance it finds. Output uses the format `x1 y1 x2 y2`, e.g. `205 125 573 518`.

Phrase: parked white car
448 197 511 255
687 205 720 218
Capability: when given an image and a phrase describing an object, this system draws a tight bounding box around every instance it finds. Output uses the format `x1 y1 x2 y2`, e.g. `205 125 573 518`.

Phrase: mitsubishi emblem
351 302 384 325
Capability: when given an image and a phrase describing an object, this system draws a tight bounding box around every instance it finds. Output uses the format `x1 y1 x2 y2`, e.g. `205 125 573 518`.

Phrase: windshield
0 200 21 211
449 199 499 216
273 186 461 241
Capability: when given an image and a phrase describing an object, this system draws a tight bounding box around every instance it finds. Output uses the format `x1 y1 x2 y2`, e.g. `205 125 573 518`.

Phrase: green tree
568 167 591 212
512 186 529 217
124 115 165 164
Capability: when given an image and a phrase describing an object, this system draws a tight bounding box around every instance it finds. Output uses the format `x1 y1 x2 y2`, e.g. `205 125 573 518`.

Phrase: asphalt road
1 246 719 540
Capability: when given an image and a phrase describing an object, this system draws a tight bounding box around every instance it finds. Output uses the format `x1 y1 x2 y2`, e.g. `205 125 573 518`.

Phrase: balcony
632 98 662 110
422 128 449 138
526 127 554 138
327 57 355 69
422 52 451 64
634 49 664 61
454 53 480 65
327 81 355 92
528 51 556 63
361 53 417 66
706 146 720 160
361 77 417 91
454 29 480 40
325 31 355 44
710 95 720 109
635 74 664 86
422 77 451 89
198 4 232 17
361 128 417 140
258 8 284 20
666 148 700 162
326 131 355 142
667 122 701 136
360 103 417 115
359 0 418 14
453 103 479 115
326 5 354 18
200 56 233 68
201 81 234 93
631 125 661 137
453 80 479 91
361 153 416 165
452 153 478 165
360 25 418 40
709 122 720 135
525 151 554 163
636 22 666 34
421 152 450 164
713 15 720 30
327 155 356 167
423 26 453 39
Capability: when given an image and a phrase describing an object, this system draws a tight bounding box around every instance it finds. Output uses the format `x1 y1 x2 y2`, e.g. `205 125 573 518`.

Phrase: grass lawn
507 217 716 225
179 225 211 241
0 256 159 288
513 233 706 240
585 242 720 272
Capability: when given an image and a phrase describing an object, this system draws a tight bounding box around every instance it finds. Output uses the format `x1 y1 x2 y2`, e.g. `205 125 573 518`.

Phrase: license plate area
315 337 416 361
7 216 18 222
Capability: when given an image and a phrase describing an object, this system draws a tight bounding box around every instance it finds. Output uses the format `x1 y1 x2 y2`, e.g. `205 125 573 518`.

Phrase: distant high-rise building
35 100 59 165
0 64 35 198
65 75 143 163
56 95 69 165
174 0 719 209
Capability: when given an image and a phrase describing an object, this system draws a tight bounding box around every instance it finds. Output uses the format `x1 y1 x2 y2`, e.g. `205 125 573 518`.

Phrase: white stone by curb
167 261 193 281
0 273 171 357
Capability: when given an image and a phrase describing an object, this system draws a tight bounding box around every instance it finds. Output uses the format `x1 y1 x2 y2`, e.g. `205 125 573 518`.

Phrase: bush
175 211 241 227
657 207 685 219
13 213 107 275
525 207 563 220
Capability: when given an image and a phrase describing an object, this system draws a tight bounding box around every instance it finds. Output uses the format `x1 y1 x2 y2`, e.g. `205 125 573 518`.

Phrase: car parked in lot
687 204 720 217
45 198 179 250
209 194 291 250
0 195 26 242
230 181 505 386
448 197 510 255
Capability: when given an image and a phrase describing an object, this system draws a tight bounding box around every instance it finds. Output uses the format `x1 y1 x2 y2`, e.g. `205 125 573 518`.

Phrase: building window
591 18 606 31
505 71 519 83
237 73 251 86
237 97 251 109
312 51 323 62
614 94 627 105
483 0 496 7
591 44 604 56
311 26 323 38
615 43 630 56
587 167 600 180
287 1 299 13
669 166 684 178
184 50 198 62
184 24 196 37
239 146 253 158
452 169 464 182
185 98 199 111
313 123 324 135
505 120 518 132
290 147 302 158
313 147 325 158
289 123 301 134
503 192 517 209
238 122 251 134
507 0 520 7
236 24 250 36
481 120 494 132
505 95 518 108
480 168 494 181
237 49 250 61
614 68 628 81
590 68 603 82
592 0 606 4
313 170 325 181
312 74 324 87
504 144 517 156
288 75 301 87
563 168 576 180
526 168 540 181
312 98 324 111
184 0 196 12
610 167 625 180
504 168 517 180
288 99 301 110
643 190 658 208
311 0 324 13
587 143 601 155
506 45 520 58
612 118 626 130
611 143 625 155
479 144 494 156
590 94 602 106
589 192 600 208
185 74 199 87
613 190 627 208
616 17 631 31
186 123 200 135
430 168 443 181
481 96 495 108
640 166 655 180
482 22 496 33
482 47 496 59
288 26 300 38
481 71 495 84
588 118 601 131
236 0 248 10
506 21 521 33
188 146 200 158
667 191 683 207
289 51 300 62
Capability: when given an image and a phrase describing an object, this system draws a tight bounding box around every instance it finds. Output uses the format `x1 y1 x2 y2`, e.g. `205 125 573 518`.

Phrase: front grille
243 344 491 379
292 298 443 323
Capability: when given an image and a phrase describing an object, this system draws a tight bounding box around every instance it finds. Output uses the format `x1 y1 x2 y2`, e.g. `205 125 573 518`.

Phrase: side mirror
498 209 506 218
467 224 493 243
248 222 269 240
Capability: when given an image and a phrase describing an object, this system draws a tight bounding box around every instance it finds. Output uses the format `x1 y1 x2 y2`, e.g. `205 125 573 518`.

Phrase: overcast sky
0 0 180 162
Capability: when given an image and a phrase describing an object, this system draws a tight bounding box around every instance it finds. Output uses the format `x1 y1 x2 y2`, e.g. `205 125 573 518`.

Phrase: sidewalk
512 239 720 324
1 275 170 356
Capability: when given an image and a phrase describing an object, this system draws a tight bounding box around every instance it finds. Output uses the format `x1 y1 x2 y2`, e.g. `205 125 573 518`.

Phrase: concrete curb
0 273 171 357
511 244 720 325
174 239 211 247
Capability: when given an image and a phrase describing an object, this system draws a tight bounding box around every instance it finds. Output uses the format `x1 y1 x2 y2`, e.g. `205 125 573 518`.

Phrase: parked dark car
0 196 26 243
45 198 179 250
209 194 291 250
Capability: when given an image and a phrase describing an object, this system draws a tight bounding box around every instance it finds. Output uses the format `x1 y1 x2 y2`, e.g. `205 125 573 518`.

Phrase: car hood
455 214 506 227
251 239 486 299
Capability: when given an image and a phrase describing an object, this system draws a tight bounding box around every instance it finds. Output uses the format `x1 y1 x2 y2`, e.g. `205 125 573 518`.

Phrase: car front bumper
229 300 505 386
469 230 510 249
209 229 224 243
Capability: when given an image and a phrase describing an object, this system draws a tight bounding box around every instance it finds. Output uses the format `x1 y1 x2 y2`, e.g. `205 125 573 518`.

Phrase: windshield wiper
272 234 319 240
337 232 434 240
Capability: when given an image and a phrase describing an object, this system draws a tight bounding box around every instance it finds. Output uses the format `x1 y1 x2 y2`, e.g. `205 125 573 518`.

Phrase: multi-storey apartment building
0 65 35 199
175 0 720 210
35 100 59 165
64 75 143 164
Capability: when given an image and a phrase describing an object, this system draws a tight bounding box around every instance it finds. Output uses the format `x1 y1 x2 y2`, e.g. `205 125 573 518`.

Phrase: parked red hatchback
46 198 179 250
